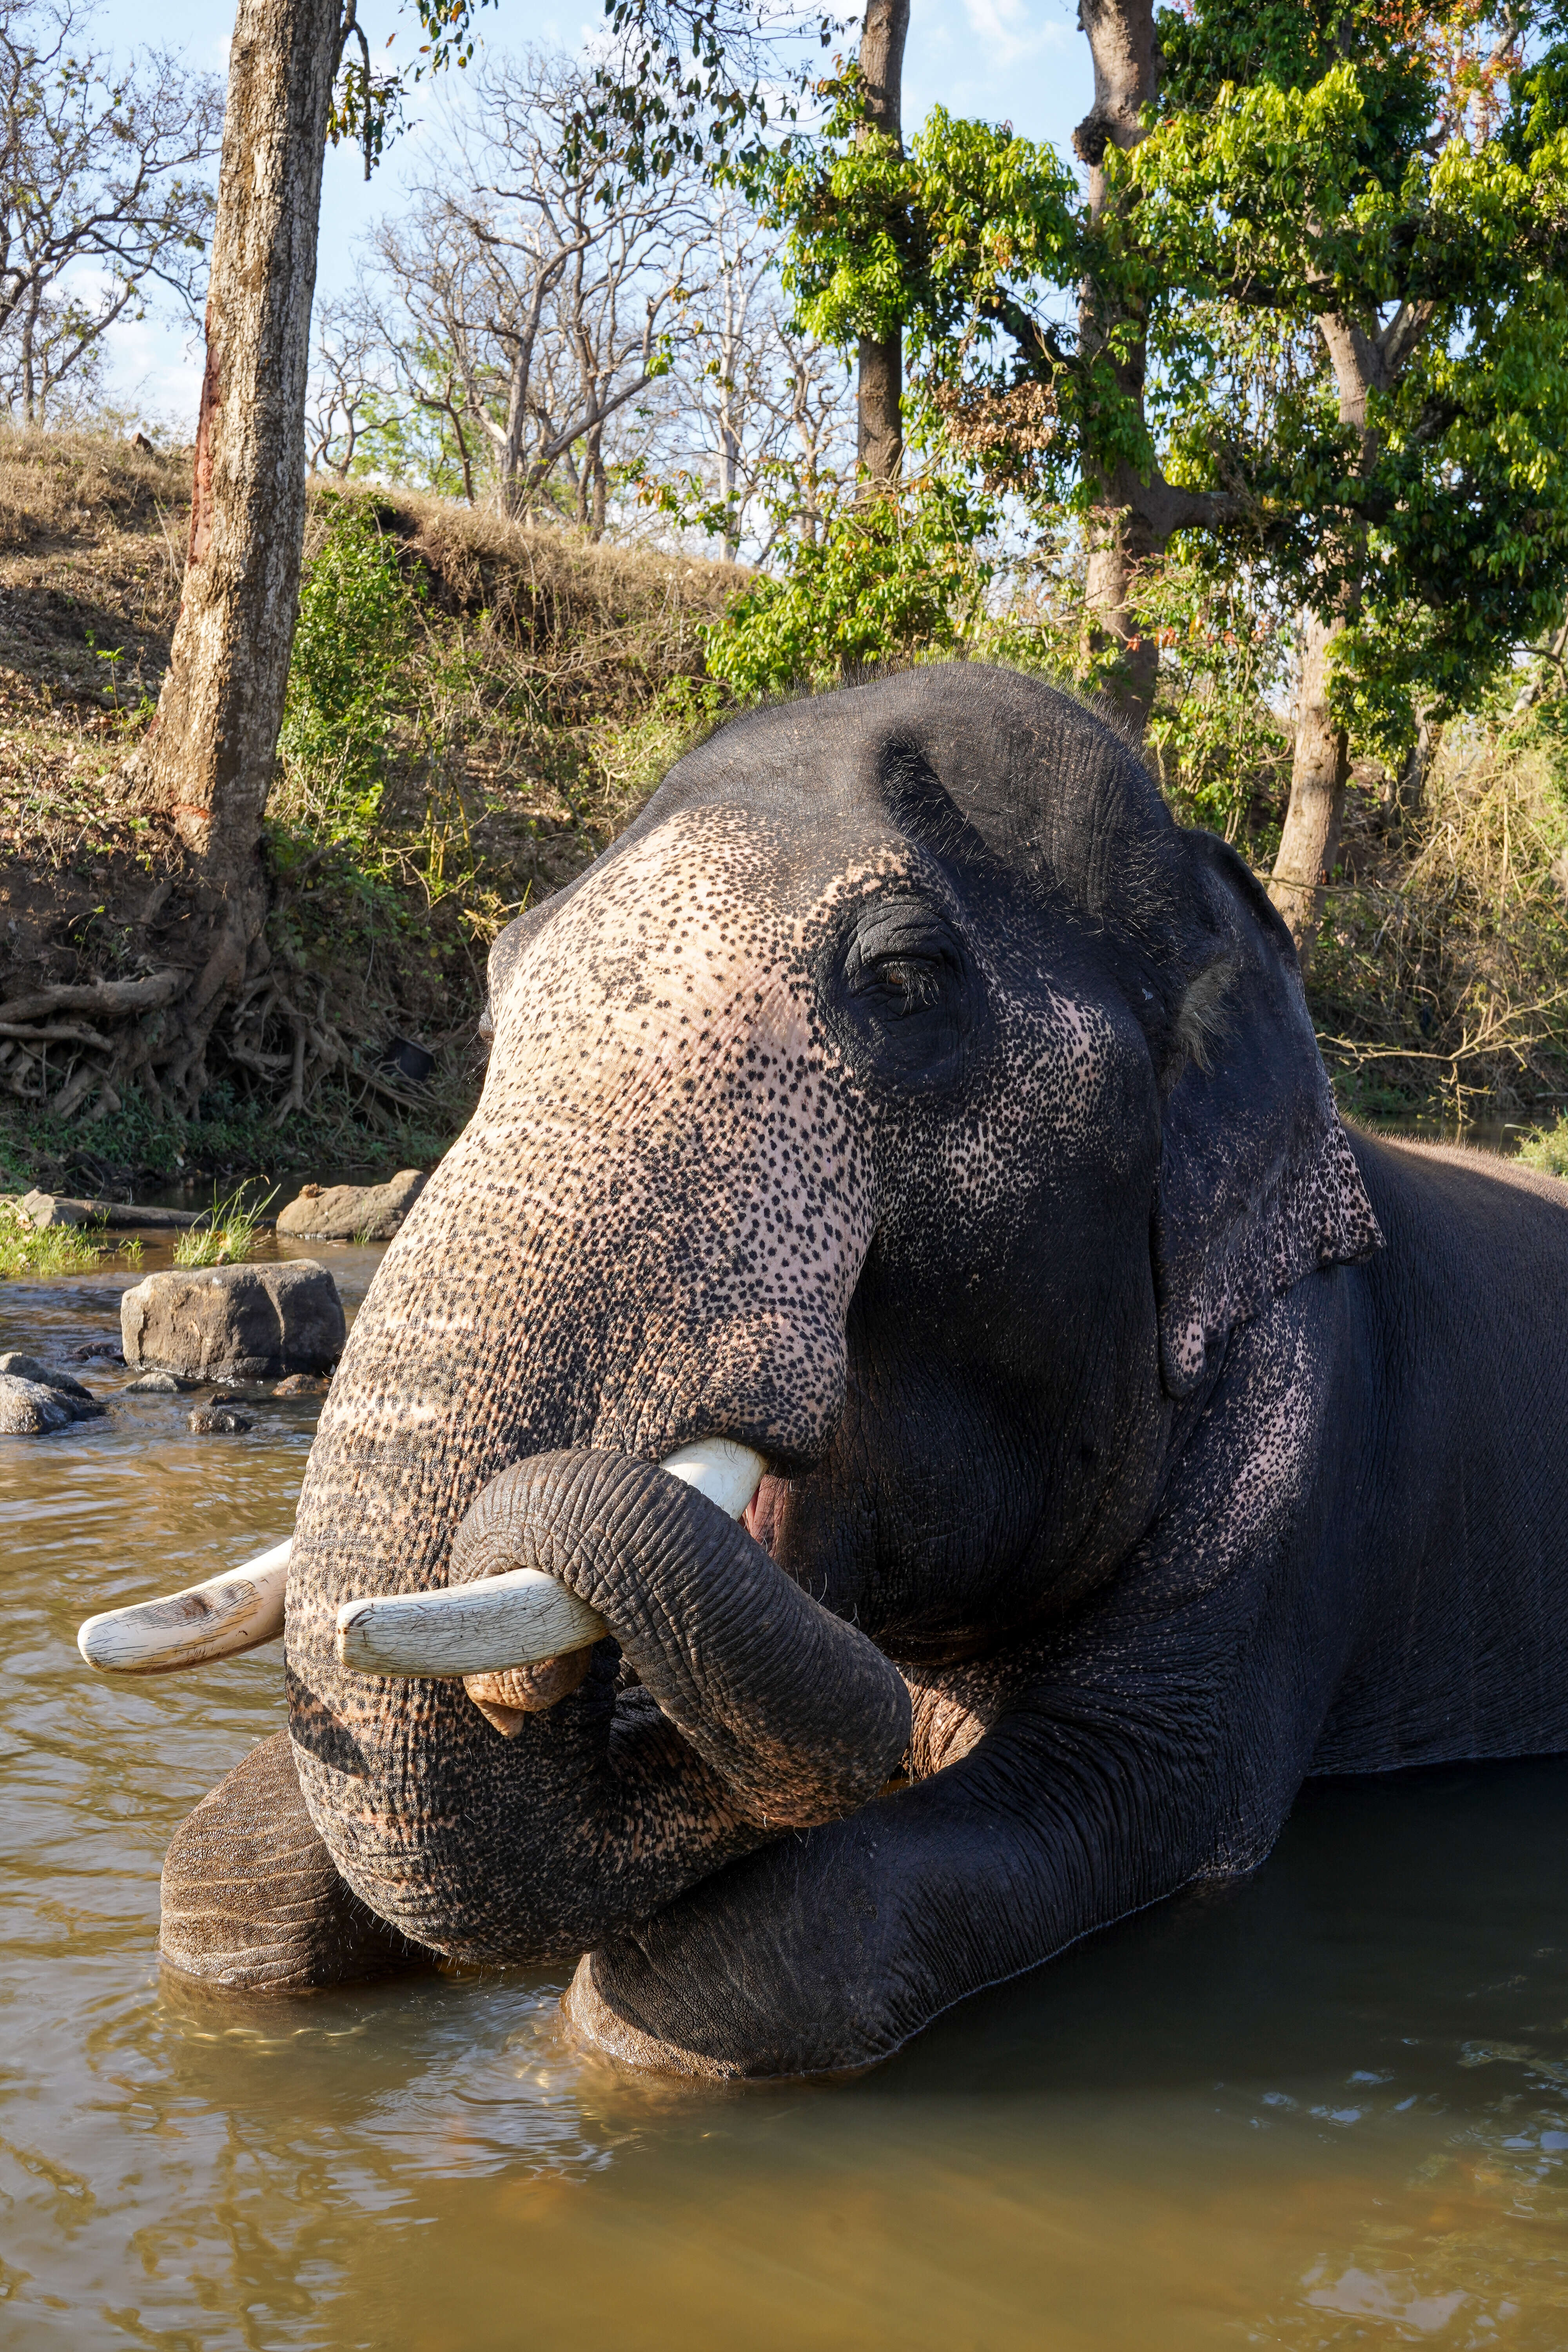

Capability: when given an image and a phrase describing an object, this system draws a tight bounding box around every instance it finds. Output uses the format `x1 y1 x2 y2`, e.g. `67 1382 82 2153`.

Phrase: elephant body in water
159 666 1568 2077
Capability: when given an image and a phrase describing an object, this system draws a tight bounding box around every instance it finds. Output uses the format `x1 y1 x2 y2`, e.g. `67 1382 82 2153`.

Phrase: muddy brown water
3 1239 1567 2350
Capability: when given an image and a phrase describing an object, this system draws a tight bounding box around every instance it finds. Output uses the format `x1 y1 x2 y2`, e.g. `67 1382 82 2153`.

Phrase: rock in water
0 1374 76 1434
0 1355 106 1419
20 1190 203 1230
275 1170 425 1242
189 1405 253 1435
0 1352 93 1397
120 1262 346 1382
123 1370 187 1394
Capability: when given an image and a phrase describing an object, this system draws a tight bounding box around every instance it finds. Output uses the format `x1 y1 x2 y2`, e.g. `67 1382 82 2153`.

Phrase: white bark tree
0 0 222 425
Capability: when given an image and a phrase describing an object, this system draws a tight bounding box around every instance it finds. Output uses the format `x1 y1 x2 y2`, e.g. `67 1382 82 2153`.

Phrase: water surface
3 1245 1566 2349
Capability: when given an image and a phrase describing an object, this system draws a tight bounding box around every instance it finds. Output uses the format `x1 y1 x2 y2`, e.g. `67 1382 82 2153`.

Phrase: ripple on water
2 1254 1566 2349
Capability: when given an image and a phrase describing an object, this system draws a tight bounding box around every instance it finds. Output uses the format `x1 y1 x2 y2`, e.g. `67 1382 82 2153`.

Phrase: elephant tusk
77 1539 292 1675
655 1436 770 1520
334 1437 768 1679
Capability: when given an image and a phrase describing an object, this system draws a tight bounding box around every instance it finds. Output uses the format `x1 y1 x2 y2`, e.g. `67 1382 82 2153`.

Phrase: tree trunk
1267 311 1380 961
1074 0 1162 734
1269 608 1348 962
855 0 908 486
122 0 339 1025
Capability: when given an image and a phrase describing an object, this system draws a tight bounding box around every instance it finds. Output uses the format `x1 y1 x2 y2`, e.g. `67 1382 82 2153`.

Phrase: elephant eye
830 895 975 1087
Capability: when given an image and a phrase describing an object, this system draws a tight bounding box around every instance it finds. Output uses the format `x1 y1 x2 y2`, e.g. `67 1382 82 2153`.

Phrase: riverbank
0 430 742 1195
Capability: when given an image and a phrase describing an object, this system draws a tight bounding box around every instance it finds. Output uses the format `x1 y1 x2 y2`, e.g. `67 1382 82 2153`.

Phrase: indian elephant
111 665 1568 2078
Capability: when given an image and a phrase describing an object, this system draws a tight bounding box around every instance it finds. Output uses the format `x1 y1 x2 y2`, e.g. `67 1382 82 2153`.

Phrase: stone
276 1169 426 1243
120 1261 346 1382
0 1374 75 1434
71 1342 124 1363
273 1372 330 1396
123 1370 187 1394
20 1190 204 1230
189 1405 253 1436
0 1352 93 1399
0 1354 105 1419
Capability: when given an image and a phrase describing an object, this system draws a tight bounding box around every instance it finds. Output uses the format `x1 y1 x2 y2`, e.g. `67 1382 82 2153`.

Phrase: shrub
277 497 418 849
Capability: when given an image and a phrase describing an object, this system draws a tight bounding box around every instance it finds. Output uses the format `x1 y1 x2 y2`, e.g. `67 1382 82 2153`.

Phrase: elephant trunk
298 1450 910 1964
452 1451 908 1826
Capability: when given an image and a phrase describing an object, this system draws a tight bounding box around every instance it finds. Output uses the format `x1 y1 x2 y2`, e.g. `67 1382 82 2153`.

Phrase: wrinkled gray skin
162 666 1568 2078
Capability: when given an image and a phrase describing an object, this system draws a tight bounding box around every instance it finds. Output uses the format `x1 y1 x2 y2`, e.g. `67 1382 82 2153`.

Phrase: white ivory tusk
335 1437 767 1679
336 1564 608 1679
76 1539 292 1675
656 1436 768 1521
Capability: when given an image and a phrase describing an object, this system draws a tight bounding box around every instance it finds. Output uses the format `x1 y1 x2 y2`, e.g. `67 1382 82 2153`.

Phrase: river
2 1238 1565 2348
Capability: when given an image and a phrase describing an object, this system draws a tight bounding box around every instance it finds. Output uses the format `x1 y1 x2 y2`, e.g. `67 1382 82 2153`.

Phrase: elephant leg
160 1730 428 1991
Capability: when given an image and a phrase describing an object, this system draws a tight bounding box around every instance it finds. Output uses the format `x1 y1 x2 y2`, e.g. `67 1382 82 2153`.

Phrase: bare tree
628 194 853 559
305 287 390 477
366 51 706 532
0 1 221 425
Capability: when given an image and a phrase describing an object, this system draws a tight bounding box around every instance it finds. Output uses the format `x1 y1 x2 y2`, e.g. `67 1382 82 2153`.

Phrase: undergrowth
1307 697 1568 1121
172 1183 276 1266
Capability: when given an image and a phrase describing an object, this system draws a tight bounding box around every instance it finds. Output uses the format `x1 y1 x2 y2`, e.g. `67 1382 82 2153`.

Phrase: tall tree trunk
855 0 908 486
1269 608 1348 960
1267 311 1377 960
1074 0 1162 733
122 0 339 1078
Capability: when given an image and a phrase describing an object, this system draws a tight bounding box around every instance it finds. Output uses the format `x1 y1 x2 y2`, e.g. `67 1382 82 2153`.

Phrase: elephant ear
1152 836 1382 1400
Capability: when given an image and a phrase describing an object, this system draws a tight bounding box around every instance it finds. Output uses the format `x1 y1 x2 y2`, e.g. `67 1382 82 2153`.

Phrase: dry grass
0 427 189 726
1307 707 1568 1120
278 481 745 914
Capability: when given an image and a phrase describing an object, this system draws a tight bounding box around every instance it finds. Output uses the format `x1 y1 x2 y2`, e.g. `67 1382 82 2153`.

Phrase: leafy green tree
759 0 1568 956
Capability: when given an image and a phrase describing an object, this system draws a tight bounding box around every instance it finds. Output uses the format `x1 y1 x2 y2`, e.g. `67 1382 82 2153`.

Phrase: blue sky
89 0 1094 432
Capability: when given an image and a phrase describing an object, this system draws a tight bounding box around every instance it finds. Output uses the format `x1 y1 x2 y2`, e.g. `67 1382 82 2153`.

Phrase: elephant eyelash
871 958 946 1011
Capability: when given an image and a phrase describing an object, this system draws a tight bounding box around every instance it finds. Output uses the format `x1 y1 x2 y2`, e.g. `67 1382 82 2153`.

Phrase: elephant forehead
492 808 897 1062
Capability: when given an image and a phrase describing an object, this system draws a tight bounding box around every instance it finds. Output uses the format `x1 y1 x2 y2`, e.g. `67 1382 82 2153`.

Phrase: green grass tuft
0 1197 103 1276
172 1184 275 1267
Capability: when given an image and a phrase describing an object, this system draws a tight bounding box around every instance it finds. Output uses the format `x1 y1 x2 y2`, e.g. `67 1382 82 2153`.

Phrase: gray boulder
0 1354 105 1420
276 1169 425 1242
0 1352 93 1399
121 1260 346 1381
0 1374 76 1434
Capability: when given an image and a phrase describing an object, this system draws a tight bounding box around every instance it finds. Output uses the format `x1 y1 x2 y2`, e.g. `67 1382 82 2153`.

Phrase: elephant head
154 665 1379 2072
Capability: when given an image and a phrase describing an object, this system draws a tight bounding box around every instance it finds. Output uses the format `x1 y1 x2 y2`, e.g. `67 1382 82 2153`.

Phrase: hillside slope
0 431 742 1195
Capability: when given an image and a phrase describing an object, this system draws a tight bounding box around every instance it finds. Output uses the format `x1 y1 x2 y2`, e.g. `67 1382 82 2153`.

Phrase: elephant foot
561 1907 877 2084
160 1730 428 1992
562 1947 754 2080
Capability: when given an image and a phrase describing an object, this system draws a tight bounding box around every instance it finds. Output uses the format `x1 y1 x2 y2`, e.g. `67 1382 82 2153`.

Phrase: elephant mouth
332 1434 769 1680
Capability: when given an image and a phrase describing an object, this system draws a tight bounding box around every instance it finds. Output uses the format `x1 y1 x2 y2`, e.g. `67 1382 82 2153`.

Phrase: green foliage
1517 1111 1568 1175
0 1196 104 1278
172 1184 276 1269
742 0 1568 782
702 472 995 697
1138 555 1293 843
1123 42 1568 734
278 497 420 849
